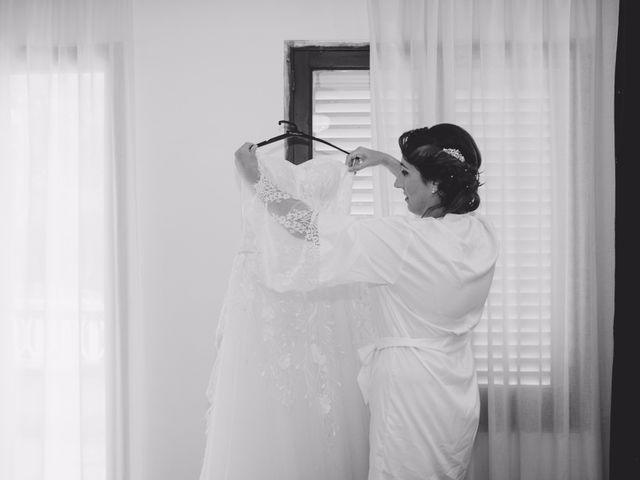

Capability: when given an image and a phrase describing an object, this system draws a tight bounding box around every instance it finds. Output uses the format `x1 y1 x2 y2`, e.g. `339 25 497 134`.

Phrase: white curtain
367 1 617 479
0 1 135 479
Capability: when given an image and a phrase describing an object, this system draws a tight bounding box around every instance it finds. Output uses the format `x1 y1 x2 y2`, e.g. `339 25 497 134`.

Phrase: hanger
256 120 350 155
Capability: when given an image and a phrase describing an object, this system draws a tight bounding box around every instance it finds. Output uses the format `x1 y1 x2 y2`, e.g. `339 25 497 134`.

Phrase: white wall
130 1 369 479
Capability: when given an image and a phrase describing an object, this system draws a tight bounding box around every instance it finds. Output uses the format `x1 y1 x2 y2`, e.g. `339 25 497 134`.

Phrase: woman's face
394 160 440 217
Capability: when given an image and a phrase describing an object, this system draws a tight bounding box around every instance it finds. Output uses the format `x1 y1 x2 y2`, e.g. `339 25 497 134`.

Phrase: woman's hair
398 124 482 214
398 123 482 170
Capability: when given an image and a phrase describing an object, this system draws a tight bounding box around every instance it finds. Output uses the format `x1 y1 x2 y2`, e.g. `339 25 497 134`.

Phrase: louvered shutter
311 70 375 216
466 90 553 386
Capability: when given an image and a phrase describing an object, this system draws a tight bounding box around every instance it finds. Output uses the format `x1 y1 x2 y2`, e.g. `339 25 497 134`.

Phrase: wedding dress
200 151 499 480
198 153 373 480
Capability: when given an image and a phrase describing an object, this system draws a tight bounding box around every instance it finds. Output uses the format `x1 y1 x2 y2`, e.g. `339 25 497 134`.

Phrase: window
287 45 374 217
4 50 110 478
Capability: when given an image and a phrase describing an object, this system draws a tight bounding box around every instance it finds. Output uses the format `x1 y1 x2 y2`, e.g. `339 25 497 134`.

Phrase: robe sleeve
317 214 414 287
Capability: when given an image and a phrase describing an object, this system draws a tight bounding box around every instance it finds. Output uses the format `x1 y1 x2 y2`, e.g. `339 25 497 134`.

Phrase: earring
431 186 437 194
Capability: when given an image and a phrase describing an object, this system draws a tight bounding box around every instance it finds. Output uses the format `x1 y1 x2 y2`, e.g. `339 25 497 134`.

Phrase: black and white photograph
0 1 635 479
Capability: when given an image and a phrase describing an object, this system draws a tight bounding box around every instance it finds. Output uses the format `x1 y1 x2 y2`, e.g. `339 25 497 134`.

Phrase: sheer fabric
0 1 134 479
199 154 372 480
367 1 617 479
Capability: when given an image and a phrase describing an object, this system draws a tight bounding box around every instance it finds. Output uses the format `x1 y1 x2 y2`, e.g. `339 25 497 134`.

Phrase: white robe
317 212 499 479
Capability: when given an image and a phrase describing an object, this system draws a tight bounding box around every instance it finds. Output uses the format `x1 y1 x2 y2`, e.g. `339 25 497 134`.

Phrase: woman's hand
234 142 260 184
345 147 388 173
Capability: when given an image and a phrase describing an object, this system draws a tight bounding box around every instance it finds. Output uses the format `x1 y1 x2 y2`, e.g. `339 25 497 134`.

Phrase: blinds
312 70 375 216
463 87 553 386
311 69 551 386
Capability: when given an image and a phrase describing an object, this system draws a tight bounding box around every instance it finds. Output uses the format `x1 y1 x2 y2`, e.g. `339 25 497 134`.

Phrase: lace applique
255 174 292 202
255 286 347 441
273 208 319 246
254 174 319 246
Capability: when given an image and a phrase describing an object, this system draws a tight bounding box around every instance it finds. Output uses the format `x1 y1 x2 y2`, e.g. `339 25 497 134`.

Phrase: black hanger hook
278 120 299 132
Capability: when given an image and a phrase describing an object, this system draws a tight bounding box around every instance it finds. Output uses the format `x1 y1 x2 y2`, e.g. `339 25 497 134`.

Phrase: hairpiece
442 148 465 163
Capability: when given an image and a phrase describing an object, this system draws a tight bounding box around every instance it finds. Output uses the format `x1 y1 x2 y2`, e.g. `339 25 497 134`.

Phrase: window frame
286 43 369 164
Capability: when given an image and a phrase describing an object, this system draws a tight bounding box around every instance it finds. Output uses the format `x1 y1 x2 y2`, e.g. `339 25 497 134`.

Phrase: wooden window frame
286 43 369 164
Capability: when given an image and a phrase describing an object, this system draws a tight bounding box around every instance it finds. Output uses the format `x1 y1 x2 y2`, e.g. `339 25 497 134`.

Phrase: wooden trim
286 44 369 163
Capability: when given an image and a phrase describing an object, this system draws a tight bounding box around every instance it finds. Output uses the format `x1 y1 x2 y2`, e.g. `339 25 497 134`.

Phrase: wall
130 1 369 479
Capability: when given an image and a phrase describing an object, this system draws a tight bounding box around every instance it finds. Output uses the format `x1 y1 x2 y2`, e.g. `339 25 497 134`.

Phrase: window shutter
311 70 375 216
461 90 553 386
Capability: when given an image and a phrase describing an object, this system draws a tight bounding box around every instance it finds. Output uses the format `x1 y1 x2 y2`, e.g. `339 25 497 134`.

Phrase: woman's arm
234 142 261 184
346 146 403 178
235 142 403 183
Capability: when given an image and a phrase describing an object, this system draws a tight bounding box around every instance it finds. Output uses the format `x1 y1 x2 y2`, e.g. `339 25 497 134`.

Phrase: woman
234 123 499 480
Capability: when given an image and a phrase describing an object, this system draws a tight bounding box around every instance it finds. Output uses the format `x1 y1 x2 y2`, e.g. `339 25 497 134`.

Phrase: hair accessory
442 148 465 163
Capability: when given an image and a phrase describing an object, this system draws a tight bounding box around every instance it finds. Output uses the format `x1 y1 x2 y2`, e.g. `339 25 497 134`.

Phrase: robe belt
356 335 469 405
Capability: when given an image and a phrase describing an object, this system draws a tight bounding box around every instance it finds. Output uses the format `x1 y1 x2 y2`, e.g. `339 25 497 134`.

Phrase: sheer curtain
0 1 135 479
367 1 617 479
